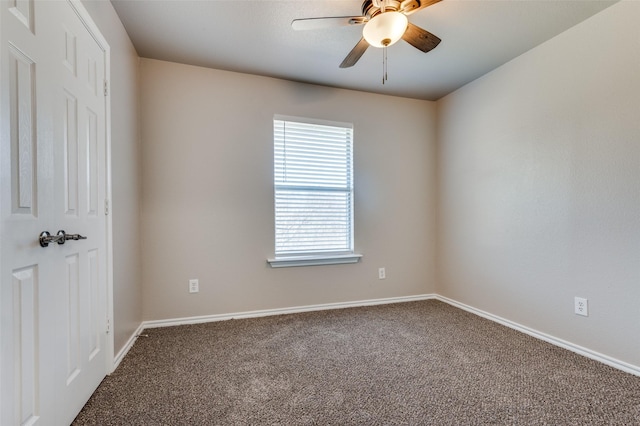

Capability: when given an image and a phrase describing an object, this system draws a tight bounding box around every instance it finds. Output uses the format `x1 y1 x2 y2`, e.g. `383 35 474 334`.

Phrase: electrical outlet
189 279 199 293
378 267 386 280
574 297 588 316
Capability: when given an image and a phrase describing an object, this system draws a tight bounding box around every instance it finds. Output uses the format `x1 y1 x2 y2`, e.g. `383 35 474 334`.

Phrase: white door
0 1 111 424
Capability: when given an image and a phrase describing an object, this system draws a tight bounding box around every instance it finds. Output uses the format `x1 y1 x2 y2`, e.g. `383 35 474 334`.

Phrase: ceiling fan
292 0 442 69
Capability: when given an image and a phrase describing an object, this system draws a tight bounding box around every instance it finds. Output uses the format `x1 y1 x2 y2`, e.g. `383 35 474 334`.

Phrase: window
268 116 361 268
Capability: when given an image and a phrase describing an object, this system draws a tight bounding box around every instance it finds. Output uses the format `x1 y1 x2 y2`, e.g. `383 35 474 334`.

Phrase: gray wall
82 0 143 355
436 1 640 367
139 59 438 320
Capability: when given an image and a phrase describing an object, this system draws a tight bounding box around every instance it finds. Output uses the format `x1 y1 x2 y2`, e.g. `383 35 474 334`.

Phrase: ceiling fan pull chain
385 45 388 82
382 45 388 84
382 46 385 84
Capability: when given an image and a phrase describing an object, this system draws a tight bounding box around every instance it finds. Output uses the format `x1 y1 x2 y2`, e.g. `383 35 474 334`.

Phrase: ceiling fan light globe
362 11 408 48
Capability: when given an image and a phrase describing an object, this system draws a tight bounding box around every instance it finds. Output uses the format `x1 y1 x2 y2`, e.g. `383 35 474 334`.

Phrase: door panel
63 90 79 216
7 0 34 34
11 264 39 425
2 2 49 424
50 0 108 422
1 1 110 424
8 44 36 216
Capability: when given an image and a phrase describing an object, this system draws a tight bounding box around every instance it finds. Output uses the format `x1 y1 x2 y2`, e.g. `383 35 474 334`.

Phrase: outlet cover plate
189 279 199 293
378 267 386 280
574 297 588 316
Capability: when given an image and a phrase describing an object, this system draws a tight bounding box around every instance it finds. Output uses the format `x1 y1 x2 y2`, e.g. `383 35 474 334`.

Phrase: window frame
267 115 362 268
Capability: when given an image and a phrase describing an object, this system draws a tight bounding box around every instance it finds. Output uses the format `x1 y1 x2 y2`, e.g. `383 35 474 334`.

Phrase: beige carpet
74 300 640 425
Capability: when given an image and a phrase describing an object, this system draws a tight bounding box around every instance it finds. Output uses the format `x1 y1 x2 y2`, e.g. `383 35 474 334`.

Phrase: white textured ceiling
110 0 617 101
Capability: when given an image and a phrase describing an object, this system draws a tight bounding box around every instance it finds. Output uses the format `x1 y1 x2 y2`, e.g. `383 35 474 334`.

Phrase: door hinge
104 199 109 216
104 80 108 96
106 318 111 334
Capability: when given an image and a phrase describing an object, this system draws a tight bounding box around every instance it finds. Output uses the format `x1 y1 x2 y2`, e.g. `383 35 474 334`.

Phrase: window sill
267 253 362 268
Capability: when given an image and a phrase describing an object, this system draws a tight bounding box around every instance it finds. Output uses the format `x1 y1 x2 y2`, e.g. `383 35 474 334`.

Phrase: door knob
39 230 87 247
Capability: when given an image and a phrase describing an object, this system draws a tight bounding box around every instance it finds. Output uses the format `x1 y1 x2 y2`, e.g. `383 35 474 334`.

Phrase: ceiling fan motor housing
362 0 421 18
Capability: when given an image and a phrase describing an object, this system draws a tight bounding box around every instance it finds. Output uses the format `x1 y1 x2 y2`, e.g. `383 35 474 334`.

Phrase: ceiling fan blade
401 0 442 16
339 38 369 68
292 16 367 31
402 22 441 53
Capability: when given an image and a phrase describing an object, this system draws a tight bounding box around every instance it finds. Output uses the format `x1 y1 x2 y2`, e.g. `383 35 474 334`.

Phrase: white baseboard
436 295 640 377
114 293 639 378
112 322 145 371
142 294 437 329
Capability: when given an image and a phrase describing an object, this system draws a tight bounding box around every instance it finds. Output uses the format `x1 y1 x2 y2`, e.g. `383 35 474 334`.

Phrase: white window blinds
274 117 354 257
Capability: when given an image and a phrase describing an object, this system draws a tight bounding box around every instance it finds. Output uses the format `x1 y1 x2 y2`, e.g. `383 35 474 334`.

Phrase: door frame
66 0 114 374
